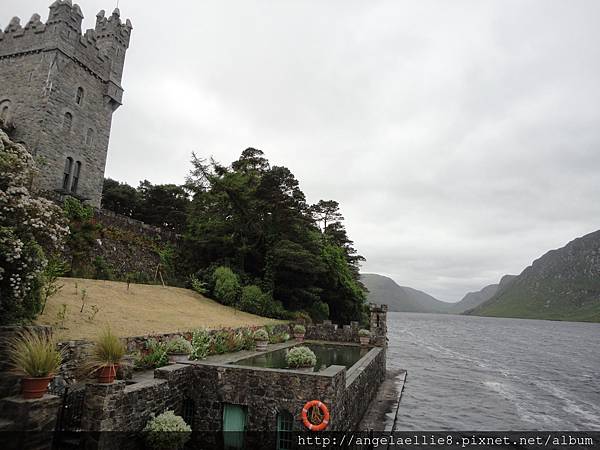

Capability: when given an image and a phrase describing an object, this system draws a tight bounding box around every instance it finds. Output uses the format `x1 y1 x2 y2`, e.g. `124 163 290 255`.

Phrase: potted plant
143 410 192 450
293 324 306 342
8 329 64 399
358 329 371 346
286 346 317 372
86 328 125 383
253 328 269 351
165 337 192 363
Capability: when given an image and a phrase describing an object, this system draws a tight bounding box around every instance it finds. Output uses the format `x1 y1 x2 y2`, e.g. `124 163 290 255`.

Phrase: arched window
63 157 73 191
0 99 10 121
276 410 293 450
76 87 84 105
71 161 82 193
63 112 72 131
86 128 94 146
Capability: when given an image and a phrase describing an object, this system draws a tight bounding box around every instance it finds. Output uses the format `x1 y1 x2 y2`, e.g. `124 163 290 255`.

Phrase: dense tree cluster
101 148 368 324
182 148 368 324
101 179 190 232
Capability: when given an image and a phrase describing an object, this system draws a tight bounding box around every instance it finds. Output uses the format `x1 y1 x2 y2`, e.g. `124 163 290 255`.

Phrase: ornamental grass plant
84 327 125 375
8 329 63 377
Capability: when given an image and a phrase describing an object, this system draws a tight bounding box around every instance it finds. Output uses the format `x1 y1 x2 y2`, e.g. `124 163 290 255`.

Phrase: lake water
231 343 369 372
388 312 600 430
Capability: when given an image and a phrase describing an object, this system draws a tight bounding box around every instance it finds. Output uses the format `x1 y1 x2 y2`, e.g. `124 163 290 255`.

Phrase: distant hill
450 275 516 313
467 230 600 322
361 273 454 313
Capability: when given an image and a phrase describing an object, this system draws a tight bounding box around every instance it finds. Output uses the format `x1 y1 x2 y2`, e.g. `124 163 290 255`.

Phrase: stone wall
94 208 179 242
66 207 179 282
0 394 61 450
188 363 346 449
336 347 386 430
82 364 192 450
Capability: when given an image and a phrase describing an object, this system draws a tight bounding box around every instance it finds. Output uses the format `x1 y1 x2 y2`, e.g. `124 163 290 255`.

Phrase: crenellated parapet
0 1 132 87
95 8 133 49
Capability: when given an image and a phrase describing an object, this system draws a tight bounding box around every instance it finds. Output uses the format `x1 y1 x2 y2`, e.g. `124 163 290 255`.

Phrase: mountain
467 230 600 322
360 273 454 313
450 275 516 313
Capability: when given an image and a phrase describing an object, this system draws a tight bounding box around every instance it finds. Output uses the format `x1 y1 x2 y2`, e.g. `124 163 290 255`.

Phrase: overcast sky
5 1 600 301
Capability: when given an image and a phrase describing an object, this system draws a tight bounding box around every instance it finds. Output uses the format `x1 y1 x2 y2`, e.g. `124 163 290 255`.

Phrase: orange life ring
301 400 330 431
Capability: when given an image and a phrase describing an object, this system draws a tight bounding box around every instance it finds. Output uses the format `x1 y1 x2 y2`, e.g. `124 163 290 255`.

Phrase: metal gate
53 384 86 449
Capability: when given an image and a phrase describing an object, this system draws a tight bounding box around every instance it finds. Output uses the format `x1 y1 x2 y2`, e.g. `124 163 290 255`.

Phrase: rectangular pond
230 343 370 372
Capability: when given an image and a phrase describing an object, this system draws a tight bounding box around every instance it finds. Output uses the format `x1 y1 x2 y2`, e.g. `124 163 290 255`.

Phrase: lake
388 312 600 430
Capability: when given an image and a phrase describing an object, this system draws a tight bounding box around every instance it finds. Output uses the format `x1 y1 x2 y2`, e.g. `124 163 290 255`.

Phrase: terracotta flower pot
21 376 54 399
359 336 370 346
294 333 305 342
256 340 268 352
97 364 117 384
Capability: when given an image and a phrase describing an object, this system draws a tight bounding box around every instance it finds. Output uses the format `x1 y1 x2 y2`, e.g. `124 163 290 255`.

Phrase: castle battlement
0 1 131 87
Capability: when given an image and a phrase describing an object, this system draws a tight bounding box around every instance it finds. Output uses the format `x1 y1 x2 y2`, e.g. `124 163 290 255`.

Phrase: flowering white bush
143 410 191 450
0 129 69 324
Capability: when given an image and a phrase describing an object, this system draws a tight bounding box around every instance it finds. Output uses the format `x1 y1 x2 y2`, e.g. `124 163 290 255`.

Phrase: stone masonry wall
189 363 346 449
336 347 386 430
81 364 192 450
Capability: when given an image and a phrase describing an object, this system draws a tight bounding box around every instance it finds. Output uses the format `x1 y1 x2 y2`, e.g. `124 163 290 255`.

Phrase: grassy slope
35 278 280 340
469 280 600 323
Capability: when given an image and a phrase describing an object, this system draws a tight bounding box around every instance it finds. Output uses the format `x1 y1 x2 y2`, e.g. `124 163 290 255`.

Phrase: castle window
76 87 84 105
71 161 82 193
0 100 10 121
86 128 94 146
276 410 293 450
63 157 73 191
63 112 73 131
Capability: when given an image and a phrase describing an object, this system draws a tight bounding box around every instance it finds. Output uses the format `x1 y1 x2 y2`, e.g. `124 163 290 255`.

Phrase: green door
223 403 247 449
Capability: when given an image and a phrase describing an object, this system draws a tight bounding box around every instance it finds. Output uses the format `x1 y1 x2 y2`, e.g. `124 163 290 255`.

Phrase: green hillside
361 273 454 313
468 230 600 322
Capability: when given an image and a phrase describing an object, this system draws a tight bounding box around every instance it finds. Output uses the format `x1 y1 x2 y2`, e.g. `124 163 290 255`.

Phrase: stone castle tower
0 0 132 207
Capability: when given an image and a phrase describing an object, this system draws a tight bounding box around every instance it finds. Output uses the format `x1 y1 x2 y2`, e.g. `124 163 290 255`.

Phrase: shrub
84 328 125 376
93 256 114 280
291 310 312 324
269 332 290 344
253 328 268 341
237 328 255 350
286 346 317 369
239 285 267 315
212 266 240 306
0 130 69 325
135 339 168 369
189 329 210 360
8 329 63 377
358 329 371 337
293 324 306 335
309 301 329 322
209 329 230 354
143 410 191 450
165 337 192 355
190 274 208 295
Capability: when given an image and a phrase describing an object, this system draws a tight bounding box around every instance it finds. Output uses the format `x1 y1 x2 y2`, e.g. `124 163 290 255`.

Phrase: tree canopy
101 147 368 324
182 148 368 324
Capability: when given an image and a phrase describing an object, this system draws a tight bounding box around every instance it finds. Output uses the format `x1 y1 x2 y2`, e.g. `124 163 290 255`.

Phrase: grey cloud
3 0 599 301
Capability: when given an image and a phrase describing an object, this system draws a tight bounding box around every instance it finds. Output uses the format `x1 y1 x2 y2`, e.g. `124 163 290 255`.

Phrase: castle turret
47 0 83 35
0 2 132 207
